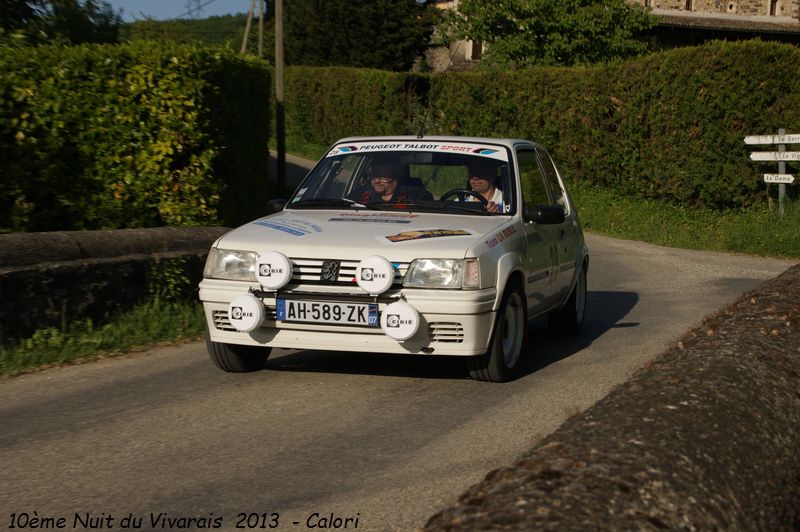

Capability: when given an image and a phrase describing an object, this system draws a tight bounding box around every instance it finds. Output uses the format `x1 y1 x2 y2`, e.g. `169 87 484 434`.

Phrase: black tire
205 327 271 373
548 264 587 334
467 281 526 382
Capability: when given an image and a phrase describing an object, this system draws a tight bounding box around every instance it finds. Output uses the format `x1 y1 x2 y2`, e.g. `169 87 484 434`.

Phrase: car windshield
288 141 516 216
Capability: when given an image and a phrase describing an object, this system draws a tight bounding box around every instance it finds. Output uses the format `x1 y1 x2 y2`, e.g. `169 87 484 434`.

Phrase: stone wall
0 227 229 341
633 0 800 17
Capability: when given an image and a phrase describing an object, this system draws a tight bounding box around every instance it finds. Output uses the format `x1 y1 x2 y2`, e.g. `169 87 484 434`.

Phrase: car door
517 148 559 316
535 147 577 303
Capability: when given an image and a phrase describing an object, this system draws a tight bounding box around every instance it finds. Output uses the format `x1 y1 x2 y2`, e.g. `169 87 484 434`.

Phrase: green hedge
284 66 428 146
283 41 800 210
0 42 271 231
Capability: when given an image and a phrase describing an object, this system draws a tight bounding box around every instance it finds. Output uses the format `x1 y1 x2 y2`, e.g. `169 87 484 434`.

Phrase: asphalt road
0 234 794 532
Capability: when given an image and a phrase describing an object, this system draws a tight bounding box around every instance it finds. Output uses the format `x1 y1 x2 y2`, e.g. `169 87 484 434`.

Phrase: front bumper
200 279 498 356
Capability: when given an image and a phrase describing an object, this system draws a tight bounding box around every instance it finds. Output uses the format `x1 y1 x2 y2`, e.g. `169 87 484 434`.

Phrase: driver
466 158 503 214
358 159 431 203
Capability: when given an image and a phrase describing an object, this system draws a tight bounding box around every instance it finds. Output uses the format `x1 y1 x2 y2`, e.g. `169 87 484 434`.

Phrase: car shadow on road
265 290 639 381
516 290 640 379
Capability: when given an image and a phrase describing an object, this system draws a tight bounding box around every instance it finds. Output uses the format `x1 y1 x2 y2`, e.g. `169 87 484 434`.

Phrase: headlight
203 248 257 281
404 258 480 289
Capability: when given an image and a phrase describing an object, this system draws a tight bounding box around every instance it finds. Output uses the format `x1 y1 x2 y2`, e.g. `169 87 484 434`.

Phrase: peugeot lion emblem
320 260 341 282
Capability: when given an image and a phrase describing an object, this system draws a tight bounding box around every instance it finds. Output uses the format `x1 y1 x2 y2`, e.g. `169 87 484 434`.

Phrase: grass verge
0 296 205 376
570 182 800 258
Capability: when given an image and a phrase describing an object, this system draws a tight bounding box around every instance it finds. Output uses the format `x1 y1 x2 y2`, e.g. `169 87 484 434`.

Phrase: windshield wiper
439 203 492 216
364 199 491 215
290 199 367 209
362 199 433 211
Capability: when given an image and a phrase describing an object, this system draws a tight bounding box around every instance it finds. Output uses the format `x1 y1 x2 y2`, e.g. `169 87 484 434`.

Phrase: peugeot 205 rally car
199 136 588 382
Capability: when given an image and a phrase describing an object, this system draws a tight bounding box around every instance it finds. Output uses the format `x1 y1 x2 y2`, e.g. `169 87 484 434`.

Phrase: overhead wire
172 0 220 20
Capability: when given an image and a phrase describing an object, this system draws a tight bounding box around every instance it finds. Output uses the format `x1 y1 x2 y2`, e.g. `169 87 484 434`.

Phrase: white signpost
763 174 795 184
749 152 800 162
746 129 799 216
745 134 800 145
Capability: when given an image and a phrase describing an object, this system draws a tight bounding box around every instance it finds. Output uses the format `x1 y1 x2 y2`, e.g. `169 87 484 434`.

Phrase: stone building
422 0 481 72
633 0 799 18
424 0 800 71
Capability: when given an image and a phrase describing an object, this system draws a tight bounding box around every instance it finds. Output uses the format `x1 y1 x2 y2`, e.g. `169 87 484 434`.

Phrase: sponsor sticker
326 142 509 161
253 219 323 236
384 229 474 243
485 224 519 249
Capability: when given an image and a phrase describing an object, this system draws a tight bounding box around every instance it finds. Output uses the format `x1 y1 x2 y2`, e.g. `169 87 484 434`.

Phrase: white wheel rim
501 292 524 368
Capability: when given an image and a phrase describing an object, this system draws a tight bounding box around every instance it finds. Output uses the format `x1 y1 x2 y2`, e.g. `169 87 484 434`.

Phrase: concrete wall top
0 227 231 268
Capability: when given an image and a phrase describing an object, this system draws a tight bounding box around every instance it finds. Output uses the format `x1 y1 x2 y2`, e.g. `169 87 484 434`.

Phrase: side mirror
525 204 565 224
266 198 287 214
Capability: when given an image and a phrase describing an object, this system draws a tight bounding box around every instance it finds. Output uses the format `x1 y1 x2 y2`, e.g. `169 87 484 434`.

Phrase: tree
123 14 252 51
0 0 121 44
285 0 438 71
0 0 46 32
47 0 121 44
445 0 655 67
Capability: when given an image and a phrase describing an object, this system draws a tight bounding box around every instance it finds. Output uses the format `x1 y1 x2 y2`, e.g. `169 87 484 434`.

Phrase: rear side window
536 149 568 213
517 150 550 207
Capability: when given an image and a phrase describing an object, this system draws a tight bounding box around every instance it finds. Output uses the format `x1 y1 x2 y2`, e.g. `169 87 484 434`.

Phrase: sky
104 0 249 22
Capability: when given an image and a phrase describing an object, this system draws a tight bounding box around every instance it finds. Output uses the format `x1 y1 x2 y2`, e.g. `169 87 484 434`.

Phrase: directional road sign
744 134 800 145
763 174 795 184
749 151 800 162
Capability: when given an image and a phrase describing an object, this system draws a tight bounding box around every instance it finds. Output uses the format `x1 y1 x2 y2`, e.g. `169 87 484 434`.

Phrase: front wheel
206 326 271 372
467 282 526 382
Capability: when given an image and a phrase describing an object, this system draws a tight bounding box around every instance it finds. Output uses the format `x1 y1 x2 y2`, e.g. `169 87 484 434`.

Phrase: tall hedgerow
0 41 271 231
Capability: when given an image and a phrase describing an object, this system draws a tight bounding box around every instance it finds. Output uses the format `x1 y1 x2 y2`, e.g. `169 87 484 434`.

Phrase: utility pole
241 0 256 54
275 0 286 192
258 0 265 58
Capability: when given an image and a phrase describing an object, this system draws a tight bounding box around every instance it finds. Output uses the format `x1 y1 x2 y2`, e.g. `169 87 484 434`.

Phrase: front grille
213 308 277 331
216 310 466 342
290 258 409 286
429 322 464 343
212 310 236 331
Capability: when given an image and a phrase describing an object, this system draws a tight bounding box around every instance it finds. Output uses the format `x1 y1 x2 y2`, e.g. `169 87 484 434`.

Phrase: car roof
333 136 537 150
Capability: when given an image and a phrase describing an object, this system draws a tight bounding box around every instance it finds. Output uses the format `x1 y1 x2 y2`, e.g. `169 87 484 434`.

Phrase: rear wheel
467 282 526 382
548 264 587 334
206 326 271 373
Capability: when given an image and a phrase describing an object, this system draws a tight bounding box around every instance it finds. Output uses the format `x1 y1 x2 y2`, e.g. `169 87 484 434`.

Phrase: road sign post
747 128 799 217
763 174 795 184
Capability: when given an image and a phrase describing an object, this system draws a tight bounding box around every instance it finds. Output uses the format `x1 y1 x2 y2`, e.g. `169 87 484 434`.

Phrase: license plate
276 299 379 327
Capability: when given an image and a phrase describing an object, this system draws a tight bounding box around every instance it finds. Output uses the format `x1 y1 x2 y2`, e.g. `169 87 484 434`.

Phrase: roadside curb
424 263 800 530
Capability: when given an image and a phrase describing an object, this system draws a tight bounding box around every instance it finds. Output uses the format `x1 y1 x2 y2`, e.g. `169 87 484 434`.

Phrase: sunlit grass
571 182 800 258
0 296 205 376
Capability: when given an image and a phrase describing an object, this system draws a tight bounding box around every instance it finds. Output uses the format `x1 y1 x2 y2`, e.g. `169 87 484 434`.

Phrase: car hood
214 209 509 261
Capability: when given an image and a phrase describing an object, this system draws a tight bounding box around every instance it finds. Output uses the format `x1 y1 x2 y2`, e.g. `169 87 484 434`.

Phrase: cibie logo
230 306 254 320
259 263 284 277
361 268 388 281
386 314 413 328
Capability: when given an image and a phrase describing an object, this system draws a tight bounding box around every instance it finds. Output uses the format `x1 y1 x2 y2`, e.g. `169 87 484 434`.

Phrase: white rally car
200 136 588 382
